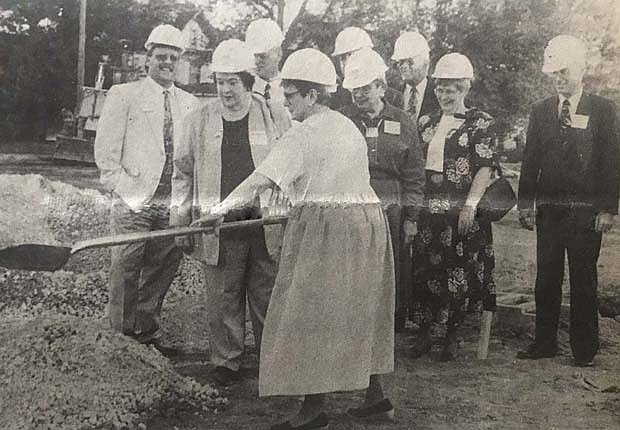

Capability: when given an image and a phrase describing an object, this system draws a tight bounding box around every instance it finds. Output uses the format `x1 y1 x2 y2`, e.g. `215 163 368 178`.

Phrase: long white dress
255 109 395 396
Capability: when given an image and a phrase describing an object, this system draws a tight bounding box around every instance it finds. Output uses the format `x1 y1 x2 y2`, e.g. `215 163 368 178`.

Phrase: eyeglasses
283 90 300 102
396 59 414 68
351 84 375 96
434 86 460 96
154 54 179 62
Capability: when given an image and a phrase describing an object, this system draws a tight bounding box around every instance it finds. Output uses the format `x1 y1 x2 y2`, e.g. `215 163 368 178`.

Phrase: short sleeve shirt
256 110 380 206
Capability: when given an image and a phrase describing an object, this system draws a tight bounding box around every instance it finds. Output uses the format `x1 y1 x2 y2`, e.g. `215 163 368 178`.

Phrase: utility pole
76 0 87 109
277 0 285 30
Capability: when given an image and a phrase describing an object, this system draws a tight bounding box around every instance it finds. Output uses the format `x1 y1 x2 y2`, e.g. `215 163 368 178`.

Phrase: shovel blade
0 244 72 271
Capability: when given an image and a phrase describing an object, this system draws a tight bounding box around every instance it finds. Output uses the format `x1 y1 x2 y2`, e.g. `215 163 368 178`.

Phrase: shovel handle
71 216 288 254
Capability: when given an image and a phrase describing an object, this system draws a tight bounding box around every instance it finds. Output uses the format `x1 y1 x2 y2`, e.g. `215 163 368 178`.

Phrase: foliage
1 0 619 145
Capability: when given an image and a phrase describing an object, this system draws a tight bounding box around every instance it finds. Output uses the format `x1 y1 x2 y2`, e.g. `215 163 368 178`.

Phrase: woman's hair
237 71 256 91
434 78 472 93
282 79 332 105
213 71 255 91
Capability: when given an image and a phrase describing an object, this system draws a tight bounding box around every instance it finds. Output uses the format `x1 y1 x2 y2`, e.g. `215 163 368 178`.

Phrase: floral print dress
411 108 499 327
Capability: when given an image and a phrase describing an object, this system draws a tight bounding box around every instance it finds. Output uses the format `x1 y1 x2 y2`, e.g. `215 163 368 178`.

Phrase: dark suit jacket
518 93 620 214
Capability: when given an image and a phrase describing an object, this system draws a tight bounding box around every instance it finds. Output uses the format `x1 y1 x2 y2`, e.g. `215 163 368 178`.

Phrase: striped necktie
559 99 571 130
407 86 418 117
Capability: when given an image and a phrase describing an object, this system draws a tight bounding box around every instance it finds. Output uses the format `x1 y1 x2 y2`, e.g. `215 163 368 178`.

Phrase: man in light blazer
94 24 200 345
517 35 620 367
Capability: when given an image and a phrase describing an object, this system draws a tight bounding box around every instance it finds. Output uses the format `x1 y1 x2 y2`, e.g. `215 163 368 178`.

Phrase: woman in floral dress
410 53 499 361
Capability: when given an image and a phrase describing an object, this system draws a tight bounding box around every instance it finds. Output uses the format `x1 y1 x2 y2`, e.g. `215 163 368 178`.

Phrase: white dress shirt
143 76 183 126
253 74 284 104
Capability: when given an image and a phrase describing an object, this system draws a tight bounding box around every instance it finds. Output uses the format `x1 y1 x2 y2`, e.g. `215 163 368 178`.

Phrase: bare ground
2 157 620 429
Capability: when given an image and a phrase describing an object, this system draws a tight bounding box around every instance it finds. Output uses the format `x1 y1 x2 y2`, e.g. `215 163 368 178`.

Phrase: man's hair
213 71 255 91
282 79 332 106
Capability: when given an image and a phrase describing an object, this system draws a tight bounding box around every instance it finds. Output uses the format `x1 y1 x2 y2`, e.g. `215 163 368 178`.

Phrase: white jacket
94 77 200 210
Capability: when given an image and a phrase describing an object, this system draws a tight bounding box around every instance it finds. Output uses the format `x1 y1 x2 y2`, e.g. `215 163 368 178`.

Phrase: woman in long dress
409 53 499 361
195 48 395 429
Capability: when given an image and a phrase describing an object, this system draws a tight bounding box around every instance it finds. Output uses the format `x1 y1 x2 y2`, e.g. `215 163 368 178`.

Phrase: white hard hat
542 35 587 73
144 24 185 52
342 48 388 89
332 27 373 57
391 31 430 61
211 39 255 73
432 53 474 79
281 48 337 92
245 18 284 54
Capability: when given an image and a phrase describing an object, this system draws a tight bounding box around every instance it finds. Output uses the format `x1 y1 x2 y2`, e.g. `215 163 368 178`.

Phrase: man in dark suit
391 31 439 123
517 35 620 367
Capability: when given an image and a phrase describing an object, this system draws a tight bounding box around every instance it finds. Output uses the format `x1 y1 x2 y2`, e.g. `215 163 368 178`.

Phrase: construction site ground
1 150 619 429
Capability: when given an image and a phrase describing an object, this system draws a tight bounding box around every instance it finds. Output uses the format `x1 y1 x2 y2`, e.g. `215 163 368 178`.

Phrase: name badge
384 120 401 135
366 127 379 138
572 114 589 129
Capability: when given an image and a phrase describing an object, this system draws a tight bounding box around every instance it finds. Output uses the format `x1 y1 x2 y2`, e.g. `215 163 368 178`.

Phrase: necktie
559 99 571 130
264 83 271 101
154 90 174 202
407 86 418 117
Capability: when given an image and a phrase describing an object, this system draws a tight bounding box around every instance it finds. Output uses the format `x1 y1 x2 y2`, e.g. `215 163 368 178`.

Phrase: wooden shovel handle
71 216 288 254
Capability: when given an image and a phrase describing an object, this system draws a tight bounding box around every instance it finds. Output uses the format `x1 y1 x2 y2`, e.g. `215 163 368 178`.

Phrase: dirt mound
0 315 227 430
0 175 217 427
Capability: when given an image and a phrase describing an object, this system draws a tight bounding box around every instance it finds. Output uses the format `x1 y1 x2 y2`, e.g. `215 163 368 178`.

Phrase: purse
476 177 517 222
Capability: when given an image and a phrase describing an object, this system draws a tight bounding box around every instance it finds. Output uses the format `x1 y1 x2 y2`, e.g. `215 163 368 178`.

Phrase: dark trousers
108 197 183 336
535 206 601 362
384 204 411 323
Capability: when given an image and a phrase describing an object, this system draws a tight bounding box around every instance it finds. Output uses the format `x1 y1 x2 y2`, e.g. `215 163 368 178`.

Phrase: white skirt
259 203 395 397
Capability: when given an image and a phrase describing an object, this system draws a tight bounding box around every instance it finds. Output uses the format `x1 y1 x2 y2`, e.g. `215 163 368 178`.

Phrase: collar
145 76 176 97
416 78 427 96
558 87 583 109
254 74 281 91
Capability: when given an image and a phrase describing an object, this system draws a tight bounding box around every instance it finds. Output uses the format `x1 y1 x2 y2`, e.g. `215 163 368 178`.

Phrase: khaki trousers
108 198 182 336
203 229 277 371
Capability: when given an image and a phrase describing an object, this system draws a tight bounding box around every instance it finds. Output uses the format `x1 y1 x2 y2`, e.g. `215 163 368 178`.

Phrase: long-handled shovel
0 216 287 272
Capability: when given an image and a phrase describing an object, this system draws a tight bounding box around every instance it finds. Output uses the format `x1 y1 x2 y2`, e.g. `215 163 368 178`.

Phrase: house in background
177 11 218 95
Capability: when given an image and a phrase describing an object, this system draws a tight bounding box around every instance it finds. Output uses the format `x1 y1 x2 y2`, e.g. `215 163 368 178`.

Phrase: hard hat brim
541 60 568 73
144 42 184 53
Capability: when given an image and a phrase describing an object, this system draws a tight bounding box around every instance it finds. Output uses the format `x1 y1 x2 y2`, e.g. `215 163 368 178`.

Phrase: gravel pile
0 316 227 430
0 174 208 336
0 174 220 427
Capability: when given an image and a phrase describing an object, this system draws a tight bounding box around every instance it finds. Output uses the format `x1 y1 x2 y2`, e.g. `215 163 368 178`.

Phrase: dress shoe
516 343 558 360
574 358 595 367
270 412 329 429
148 340 183 358
347 398 395 421
212 366 241 386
